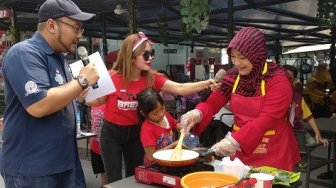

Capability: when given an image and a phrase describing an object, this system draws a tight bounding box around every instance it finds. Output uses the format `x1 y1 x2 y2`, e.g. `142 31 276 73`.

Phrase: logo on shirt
157 134 173 149
117 89 138 111
54 69 64 84
25 81 40 96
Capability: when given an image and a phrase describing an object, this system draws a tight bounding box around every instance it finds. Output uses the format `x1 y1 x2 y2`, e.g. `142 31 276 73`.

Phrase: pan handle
200 148 215 157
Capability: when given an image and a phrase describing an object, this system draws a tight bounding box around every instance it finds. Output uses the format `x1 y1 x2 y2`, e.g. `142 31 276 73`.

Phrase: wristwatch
75 75 88 89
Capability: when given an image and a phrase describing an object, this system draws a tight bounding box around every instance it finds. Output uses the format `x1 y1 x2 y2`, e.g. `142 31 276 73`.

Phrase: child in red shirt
137 88 182 165
90 104 108 187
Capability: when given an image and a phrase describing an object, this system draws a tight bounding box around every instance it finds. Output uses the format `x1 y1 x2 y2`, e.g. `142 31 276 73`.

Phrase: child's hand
170 141 178 148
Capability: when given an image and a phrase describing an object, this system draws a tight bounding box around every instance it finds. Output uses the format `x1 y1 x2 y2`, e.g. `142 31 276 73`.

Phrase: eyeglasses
142 49 155 61
55 19 84 34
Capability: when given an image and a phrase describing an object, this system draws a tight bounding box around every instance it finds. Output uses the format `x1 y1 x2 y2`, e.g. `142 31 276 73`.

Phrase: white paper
69 52 116 102
211 157 250 179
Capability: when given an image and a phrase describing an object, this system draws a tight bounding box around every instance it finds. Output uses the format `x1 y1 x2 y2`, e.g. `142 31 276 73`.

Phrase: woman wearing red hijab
180 27 300 171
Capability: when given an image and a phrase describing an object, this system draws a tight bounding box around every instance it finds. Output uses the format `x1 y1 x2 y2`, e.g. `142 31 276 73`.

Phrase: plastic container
181 171 239 188
250 173 274 188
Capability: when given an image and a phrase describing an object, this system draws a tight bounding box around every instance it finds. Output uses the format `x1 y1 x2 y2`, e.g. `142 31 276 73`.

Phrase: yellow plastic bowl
181 171 239 188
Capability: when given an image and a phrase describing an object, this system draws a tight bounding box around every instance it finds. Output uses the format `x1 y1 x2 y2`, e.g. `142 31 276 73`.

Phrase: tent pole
227 0 234 68
101 17 108 65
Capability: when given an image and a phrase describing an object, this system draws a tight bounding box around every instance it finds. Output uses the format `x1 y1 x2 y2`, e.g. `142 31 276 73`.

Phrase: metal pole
11 6 19 44
101 16 108 65
329 25 336 85
275 39 282 64
227 0 234 68
128 0 137 34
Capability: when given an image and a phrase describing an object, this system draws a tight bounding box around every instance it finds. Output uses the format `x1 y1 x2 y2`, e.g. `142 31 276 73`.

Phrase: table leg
333 135 336 186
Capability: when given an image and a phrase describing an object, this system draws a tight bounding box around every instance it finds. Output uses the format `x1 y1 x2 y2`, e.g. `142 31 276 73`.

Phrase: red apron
230 63 300 171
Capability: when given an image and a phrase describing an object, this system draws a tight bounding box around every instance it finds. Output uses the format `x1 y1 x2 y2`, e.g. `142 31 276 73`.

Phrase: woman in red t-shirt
84 32 218 183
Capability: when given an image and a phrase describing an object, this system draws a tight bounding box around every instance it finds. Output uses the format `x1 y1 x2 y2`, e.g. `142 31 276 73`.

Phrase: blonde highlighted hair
112 33 159 88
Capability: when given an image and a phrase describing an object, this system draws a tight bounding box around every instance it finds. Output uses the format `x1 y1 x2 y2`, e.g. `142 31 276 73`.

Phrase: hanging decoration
128 0 137 34
157 12 168 46
180 0 211 40
6 25 16 46
316 0 336 27
316 0 336 69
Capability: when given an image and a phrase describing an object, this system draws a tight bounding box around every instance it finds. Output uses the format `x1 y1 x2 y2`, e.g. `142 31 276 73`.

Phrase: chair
293 129 334 188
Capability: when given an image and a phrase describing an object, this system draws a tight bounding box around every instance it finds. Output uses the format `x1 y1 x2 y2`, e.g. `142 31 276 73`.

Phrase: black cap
38 0 95 22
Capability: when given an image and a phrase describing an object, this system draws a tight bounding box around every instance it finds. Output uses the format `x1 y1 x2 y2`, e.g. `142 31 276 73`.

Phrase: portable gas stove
135 162 214 187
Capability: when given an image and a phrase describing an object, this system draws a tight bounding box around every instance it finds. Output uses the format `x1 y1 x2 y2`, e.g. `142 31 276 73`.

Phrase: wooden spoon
170 132 185 160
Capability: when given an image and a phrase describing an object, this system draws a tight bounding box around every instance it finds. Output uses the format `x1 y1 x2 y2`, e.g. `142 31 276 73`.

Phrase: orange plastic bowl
181 171 239 188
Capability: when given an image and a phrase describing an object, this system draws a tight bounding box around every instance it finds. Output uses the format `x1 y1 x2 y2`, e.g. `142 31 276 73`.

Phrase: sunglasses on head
142 49 155 61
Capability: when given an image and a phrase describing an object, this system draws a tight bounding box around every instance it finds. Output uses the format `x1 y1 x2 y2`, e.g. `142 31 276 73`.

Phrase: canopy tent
0 0 331 50
283 44 331 54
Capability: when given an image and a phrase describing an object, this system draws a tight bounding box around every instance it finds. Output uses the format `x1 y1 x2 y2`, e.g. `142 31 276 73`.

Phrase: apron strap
232 74 240 93
232 62 268 96
261 62 267 96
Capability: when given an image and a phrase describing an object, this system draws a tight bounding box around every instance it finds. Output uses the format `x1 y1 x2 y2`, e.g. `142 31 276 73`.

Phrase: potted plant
6 26 16 46
157 12 168 46
180 0 211 40
316 0 336 69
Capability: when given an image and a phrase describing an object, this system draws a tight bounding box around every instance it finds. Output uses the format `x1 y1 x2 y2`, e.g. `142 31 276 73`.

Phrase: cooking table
103 175 302 188
103 176 161 188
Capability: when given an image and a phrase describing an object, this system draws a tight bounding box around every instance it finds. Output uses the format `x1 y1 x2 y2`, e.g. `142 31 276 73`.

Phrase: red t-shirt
140 112 177 149
90 104 106 154
104 72 167 125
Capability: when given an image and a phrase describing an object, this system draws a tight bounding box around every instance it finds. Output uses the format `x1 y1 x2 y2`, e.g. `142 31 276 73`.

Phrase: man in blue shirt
0 0 99 187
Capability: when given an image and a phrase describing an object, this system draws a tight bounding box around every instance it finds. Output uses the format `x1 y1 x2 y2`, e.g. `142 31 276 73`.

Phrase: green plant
316 0 336 27
316 0 336 68
180 0 211 39
128 0 137 34
157 12 168 46
6 26 16 44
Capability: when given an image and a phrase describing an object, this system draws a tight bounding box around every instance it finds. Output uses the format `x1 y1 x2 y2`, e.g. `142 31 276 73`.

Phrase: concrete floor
0 138 334 188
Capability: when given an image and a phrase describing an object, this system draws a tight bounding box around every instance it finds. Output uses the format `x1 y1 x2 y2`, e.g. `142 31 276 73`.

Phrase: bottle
183 134 200 148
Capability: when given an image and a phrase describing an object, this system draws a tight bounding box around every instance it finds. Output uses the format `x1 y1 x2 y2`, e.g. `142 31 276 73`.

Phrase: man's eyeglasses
55 19 84 34
142 49 155 61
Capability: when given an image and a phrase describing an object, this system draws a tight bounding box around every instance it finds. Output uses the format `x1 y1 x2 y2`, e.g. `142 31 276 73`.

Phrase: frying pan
152 149 199 167
152 148 216 167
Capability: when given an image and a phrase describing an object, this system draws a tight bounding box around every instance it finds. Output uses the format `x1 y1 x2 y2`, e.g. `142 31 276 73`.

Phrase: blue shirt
0 32 77 176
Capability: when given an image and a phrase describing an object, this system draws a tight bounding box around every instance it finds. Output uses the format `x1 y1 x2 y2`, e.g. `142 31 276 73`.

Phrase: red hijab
220 27 288 98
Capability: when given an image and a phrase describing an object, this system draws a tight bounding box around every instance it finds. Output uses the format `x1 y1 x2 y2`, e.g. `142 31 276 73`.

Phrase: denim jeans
1 169 75 188
100 121 144 183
